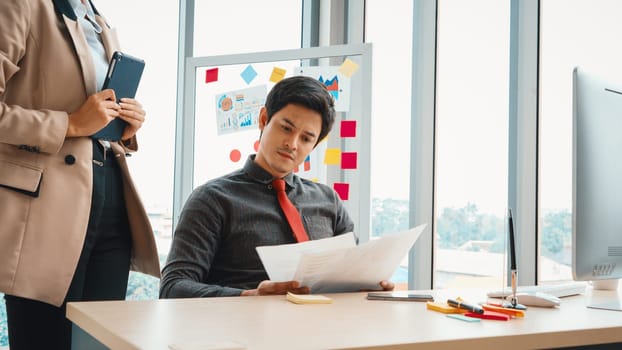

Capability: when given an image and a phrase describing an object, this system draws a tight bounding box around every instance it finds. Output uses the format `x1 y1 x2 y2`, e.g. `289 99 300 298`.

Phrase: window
190 1 302 188
365 0 414 287
95 0 180 300
193 1 302 56
435 0 510 288
539 0 622 282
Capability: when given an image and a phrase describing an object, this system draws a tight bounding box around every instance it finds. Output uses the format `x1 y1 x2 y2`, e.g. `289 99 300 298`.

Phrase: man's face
254 103 322 178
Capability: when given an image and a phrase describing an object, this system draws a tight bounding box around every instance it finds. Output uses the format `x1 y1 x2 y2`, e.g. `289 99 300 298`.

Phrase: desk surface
67 287 622 350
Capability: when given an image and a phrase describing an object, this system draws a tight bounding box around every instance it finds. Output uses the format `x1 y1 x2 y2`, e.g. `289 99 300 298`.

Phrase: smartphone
366 292 434 302
92 51 145 141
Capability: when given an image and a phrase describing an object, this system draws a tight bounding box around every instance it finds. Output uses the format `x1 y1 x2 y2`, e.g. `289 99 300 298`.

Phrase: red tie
272 179 309 242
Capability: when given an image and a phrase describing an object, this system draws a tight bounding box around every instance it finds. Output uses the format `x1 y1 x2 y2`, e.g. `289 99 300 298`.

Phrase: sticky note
240 65 258 84
333 183 349 200
465 310 510 321
324 148 341 165
338 58 359 77
341 152 357 169
269 67 287 83
286 292 332 304
447 314 481 322
426 301 466 314
340 120 356 138
205 68 219 83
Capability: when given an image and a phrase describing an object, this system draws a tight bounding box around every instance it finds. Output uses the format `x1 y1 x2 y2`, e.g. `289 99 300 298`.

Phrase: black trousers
5 141 132 350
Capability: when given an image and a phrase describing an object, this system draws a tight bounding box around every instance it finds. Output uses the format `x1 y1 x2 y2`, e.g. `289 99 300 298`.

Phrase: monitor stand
587 279 622 312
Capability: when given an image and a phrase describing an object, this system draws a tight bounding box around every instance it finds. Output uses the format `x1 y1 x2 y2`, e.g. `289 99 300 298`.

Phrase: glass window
95 0 180 299
539 0 622 282
435 0 510 289
189 1 302 187
193 1 302 56
365 0 414 288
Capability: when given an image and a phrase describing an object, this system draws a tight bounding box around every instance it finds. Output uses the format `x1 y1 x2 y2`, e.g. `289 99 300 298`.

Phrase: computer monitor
572 66 622 311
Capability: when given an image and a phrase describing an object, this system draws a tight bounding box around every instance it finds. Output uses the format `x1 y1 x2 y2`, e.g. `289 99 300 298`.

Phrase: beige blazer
0 0 160 307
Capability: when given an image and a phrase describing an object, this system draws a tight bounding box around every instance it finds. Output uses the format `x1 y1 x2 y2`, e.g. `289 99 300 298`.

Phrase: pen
508 208 522 309
447 298 484 314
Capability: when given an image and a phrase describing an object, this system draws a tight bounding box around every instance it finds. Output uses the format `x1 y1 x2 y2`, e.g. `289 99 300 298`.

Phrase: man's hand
360 280 395 292
240 280 310 296
66 89 120 137
379 280 395 291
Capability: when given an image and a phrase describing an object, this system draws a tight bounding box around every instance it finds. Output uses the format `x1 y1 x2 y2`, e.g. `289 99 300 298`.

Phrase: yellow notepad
286 292 333 304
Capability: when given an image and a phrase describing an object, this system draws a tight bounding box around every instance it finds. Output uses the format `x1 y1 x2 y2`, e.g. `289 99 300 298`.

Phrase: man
160 75 393 298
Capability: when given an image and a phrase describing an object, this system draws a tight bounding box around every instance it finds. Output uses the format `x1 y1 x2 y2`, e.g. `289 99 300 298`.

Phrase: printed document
256 223 427 293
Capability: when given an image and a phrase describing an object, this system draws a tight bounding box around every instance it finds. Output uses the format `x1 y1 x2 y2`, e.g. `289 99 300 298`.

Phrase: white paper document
256 232 356 282
256 223 427 293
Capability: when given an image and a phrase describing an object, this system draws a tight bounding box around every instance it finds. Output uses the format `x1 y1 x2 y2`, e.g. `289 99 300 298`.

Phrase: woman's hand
117 97 146 141
66 89 120 137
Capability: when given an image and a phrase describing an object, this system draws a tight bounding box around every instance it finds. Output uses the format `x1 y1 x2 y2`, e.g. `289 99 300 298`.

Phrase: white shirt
69 0 109 91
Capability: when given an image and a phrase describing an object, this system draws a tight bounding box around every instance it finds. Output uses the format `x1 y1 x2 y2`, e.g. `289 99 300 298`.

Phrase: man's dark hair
264 75 336 146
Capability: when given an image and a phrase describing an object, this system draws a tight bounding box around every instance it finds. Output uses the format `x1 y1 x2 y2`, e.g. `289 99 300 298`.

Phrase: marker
446 298 484 314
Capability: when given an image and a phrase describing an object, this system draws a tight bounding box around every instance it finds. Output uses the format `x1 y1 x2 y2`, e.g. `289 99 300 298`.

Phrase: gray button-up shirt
160 155 354 298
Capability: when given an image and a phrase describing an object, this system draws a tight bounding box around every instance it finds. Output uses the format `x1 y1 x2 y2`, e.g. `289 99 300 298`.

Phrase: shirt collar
243 154 296 187
68 0 102 32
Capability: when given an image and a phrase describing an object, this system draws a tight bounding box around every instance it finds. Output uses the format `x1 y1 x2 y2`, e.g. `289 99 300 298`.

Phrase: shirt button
65 155 76 165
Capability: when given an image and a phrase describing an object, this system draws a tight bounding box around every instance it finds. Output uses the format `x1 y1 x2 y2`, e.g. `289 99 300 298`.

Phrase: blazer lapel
96 15 121 61
61 15 98 96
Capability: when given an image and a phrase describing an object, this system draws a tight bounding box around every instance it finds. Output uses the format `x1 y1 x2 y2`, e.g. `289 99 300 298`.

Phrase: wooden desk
67 288 622 350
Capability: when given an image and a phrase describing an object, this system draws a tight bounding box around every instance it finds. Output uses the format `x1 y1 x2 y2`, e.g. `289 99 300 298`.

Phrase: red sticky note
205 68 219 83
341 152 357 170
340 120 356 138
333 183 349 200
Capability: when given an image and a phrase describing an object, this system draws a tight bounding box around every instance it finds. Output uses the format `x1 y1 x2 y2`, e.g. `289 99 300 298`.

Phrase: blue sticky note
447 314 481 322
241 65 258 84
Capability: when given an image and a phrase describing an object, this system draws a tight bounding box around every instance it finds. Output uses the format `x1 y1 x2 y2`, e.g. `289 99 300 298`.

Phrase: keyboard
487 281 588 298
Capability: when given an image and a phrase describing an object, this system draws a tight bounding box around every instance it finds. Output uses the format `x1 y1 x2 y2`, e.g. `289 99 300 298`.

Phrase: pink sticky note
205 68 219 83
333 183 349 200
341 152 357 169
340 120 356 138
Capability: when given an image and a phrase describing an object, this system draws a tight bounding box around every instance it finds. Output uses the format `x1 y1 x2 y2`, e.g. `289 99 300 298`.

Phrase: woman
0 0 160 348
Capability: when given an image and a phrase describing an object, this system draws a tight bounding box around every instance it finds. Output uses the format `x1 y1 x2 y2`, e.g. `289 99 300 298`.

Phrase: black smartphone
366 292 434 302
92 51 145 141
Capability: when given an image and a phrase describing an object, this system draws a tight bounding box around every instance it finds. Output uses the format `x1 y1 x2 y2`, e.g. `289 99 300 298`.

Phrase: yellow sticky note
269 67 287 83
426 301 466 314
338 58 359 77
324 148 341 165
287 292 332 304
